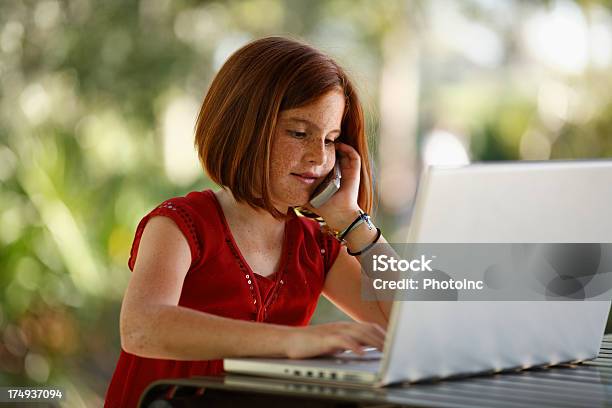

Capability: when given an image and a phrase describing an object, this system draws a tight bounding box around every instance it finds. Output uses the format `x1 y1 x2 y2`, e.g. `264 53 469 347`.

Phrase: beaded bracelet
347 227 382 256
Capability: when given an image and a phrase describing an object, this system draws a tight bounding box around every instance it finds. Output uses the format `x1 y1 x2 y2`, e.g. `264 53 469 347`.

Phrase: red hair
195 36 373 218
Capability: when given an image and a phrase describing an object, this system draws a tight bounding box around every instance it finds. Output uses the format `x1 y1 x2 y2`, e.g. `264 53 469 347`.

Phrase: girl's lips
291 173 317 184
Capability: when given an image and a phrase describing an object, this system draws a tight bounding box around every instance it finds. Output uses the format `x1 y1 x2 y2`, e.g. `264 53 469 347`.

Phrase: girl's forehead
279 95 345 122
281 90 345 113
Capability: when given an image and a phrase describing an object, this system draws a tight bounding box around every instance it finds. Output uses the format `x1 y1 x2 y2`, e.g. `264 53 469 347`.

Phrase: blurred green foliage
1 1 611 406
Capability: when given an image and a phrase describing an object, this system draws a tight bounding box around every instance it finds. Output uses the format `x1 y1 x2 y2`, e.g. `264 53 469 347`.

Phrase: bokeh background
1 0 611 405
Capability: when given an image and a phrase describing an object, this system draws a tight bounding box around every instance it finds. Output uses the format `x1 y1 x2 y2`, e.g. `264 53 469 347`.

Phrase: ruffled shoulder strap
128 197 202 271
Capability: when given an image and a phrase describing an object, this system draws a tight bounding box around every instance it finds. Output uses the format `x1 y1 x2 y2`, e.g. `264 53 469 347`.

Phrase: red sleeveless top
104 190 342 407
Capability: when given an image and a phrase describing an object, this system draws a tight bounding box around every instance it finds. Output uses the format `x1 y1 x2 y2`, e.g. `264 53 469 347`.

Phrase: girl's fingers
335 143 360 168
341 323 386 350
315 322 386 355
352 326 385 350
337 335 365 356
368 323 387 347
371 323 386 337
335 142 360 159
328 334 364 356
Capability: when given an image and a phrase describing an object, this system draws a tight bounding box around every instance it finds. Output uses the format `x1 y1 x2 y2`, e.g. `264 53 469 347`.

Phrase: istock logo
372 255 434 272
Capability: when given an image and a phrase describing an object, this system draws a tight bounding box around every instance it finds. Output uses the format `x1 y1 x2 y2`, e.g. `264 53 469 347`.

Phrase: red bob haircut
194 36 373 218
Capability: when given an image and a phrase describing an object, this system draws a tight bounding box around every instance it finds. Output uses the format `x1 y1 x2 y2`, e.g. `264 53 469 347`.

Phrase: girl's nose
305 139 327 166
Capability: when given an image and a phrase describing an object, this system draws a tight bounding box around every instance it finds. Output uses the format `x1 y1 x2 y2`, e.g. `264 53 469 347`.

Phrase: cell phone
309 161 341 208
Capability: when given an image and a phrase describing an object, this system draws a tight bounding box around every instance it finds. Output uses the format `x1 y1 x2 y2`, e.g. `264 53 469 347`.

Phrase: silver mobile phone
309 162 341 208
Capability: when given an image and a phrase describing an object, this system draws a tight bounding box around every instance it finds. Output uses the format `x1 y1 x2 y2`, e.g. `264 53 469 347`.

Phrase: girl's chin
272 192 311 209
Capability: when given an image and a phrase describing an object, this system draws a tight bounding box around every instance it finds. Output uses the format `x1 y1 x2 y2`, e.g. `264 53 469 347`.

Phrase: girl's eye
288 130 307 138
325 139 336 146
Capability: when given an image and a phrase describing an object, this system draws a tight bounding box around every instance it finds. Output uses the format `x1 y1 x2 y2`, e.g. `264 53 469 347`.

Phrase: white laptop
224 160 612 386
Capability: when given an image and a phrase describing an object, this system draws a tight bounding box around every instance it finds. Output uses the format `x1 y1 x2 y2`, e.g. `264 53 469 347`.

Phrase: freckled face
269 89 345 209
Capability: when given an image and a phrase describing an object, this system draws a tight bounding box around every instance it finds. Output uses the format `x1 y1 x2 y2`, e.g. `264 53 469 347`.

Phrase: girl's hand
283 321 386 359
305 142 363 231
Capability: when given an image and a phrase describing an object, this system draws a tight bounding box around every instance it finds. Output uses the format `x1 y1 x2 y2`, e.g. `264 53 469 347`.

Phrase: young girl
105 36 392 407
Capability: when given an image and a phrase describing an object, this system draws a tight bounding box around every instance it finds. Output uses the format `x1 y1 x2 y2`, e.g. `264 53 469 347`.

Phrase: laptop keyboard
331 347 383 361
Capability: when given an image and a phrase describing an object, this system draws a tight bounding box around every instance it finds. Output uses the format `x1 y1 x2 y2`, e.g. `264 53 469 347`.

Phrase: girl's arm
313 142 396 329
120 216 385 361
322 227 393 330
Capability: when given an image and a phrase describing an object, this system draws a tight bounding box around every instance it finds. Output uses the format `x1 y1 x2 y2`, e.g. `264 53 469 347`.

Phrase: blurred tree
1 1 611 405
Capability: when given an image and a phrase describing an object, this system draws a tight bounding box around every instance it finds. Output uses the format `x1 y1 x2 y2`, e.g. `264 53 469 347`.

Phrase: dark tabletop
140 333 612 408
